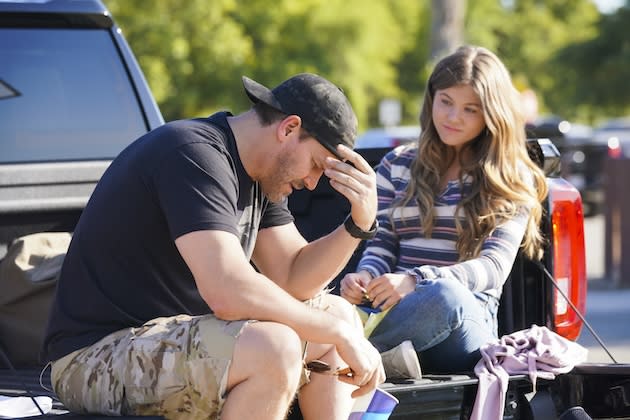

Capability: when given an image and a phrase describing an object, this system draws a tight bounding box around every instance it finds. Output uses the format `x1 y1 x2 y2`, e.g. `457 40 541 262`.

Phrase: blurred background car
527 116 607 217
593 116 630 159
354 125 420 149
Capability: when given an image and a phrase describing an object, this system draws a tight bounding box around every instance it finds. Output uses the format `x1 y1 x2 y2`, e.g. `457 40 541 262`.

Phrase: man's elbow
201 291 244 321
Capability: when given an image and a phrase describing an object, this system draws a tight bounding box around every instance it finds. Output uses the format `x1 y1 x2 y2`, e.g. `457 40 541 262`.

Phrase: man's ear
277 115 302 141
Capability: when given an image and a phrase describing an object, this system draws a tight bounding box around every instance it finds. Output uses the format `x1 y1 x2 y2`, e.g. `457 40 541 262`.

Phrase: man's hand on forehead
323 145 377 230
328 145 367 173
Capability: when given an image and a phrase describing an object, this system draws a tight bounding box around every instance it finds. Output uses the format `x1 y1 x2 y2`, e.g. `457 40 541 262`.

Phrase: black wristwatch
343 215 378 240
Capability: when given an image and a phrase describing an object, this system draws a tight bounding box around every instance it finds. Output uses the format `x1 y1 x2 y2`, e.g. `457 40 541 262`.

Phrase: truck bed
0 365 535 419
0 369 163 419
5 363 630 419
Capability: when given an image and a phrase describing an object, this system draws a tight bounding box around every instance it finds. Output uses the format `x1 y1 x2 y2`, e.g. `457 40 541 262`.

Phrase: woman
340 45 548 374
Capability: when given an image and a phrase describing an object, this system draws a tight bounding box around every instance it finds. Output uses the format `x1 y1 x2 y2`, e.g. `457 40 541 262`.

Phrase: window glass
0 28 147 163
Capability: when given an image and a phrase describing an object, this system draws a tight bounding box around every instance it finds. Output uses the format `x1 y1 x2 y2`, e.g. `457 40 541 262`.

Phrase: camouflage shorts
51 314 249 419
51 294 327 419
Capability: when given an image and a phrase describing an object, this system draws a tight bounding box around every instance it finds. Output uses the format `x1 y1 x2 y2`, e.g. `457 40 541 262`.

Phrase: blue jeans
368 277 499 373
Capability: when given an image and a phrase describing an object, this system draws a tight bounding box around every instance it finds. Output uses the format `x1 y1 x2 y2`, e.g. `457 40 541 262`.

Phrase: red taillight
608 137 622 159
548 178 587 340
608 145 622 159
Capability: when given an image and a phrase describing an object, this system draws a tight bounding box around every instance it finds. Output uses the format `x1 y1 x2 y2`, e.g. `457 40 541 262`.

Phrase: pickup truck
1 1 629 419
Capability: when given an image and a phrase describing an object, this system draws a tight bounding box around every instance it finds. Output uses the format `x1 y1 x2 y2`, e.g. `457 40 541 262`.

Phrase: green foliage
227 0 422 128
105 0 423 127
467 0 601 121
104 0 628 128
105 0 253 120
552 4 630 121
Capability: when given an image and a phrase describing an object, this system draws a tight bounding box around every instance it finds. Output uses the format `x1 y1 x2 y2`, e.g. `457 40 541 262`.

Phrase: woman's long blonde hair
394 45 548 260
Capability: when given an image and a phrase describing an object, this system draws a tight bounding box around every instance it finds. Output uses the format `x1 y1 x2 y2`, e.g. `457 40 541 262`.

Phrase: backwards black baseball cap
242 73 358 160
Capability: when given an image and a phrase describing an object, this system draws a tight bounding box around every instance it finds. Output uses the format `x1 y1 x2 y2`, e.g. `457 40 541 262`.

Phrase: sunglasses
306 359 353 377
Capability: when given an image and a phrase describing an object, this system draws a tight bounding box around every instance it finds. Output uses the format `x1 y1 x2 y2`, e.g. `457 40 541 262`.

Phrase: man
43 73 385 419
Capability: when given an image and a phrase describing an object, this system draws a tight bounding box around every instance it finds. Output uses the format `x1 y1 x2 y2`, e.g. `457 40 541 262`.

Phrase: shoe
559 406 593 420
380 340 422 380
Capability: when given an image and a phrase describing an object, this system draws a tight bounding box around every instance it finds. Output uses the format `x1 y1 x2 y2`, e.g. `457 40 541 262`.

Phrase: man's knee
321 293 362 327
231 321 304 387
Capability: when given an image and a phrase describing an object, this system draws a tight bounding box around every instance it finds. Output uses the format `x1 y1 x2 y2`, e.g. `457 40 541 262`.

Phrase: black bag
0 232 71 367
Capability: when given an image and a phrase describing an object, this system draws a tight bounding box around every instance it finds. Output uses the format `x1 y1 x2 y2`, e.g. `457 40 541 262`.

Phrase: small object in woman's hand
361 294 373 306
360 287 373 305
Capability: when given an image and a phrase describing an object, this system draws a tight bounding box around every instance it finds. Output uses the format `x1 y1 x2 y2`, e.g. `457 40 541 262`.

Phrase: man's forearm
212 266 354 347
285 224 361 299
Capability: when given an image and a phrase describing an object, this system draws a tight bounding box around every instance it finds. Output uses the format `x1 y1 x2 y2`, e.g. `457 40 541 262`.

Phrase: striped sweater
357 145 529 299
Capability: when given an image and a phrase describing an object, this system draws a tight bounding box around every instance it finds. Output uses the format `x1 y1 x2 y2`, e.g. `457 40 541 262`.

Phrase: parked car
593 116 630 159
354 125 420 149
527 117 607 217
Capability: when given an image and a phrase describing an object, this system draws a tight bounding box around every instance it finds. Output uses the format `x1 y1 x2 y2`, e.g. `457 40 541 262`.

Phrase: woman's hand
339 271 372 304
365 273 416 310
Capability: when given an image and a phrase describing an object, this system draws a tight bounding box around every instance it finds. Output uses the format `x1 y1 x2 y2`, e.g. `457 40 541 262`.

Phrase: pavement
577 286 630 364
577 215 630 364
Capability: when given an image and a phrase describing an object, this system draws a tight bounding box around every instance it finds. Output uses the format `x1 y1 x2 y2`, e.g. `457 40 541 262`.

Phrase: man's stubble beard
260 149 296 203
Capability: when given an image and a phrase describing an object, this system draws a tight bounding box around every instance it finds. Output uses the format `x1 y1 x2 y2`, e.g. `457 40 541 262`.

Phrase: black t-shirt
42 112 293 362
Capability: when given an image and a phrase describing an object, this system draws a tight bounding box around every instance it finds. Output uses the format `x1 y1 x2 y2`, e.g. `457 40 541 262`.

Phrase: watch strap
343 215 378 240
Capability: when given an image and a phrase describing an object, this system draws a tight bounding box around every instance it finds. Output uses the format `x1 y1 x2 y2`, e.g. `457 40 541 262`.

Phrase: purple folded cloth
471 324 588 420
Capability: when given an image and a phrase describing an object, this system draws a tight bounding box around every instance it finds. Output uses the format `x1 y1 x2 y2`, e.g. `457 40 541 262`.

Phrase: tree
466 0 601 122
105 0 254 120
103 0 622 127
229 0 420 129
430 0 466 61
551 4 630 120
104 0 423 127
